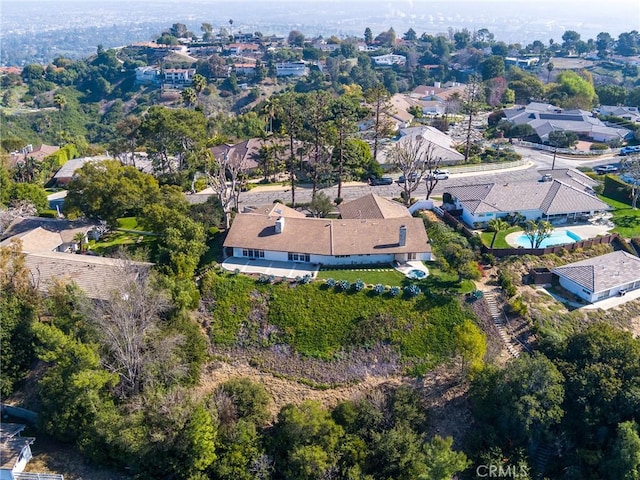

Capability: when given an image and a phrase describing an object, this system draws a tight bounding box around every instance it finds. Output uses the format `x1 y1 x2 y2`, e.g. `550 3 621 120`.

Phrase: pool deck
504 224 613 248
395 260 430 278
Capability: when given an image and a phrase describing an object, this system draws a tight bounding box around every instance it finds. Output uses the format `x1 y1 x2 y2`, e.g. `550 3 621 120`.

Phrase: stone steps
483 291 520 358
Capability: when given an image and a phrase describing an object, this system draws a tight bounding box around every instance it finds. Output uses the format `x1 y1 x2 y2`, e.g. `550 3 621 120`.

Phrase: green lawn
316 266 405 285
90 218 156 256
599 195 640 238
480 226 521 249
116 216 142 230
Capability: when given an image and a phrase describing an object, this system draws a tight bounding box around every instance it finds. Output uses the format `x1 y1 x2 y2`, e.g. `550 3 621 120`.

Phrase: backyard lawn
316 266 405 285
599 195 640 238
480 226 521 249
89 217 156 255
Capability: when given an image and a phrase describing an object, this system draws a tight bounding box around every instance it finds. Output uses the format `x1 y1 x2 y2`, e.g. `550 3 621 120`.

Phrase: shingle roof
241 203 307 218
537 168 598 191
552 251 640 293
0 227 64 253
224 214 430 256
445 179 610 215
339 194 411 219
25 252 153 301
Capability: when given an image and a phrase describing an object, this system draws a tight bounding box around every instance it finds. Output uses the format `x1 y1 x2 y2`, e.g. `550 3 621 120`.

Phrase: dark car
369 176 393 186
398 173 419 183
594 164 619 175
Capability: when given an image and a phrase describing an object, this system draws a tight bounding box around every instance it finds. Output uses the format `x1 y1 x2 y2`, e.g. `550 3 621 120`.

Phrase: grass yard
115 216 142 231
480 226 521 249
599 195 640 238
316 266 406 285
89 217 156 256
200 270 477 372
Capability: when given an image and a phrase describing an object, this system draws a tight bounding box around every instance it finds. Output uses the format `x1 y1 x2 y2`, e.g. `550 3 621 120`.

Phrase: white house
223 212 431 266
503 102 632 143
372 54 406 66
276 61 307 77
552 250 640 302
0 423 64 480
135 66 161 85
443 177 610 228
597 105 640 123
163 68 196 86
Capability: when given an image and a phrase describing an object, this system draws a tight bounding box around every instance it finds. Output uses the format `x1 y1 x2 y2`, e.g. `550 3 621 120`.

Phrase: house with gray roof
552 250 640 302
378 126 465 166
443 178 610 228
223 212 431 266
536 168 599 193
338 194 410 219
503 102 631 143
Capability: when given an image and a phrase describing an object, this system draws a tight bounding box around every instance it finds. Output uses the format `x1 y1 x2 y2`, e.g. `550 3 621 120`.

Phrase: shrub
373 284 385 295
336 280 350 291
258 275 270 284
325 278 336 287
353 279 365 292
590 143 608 151
389 286 401 297
404 284 421 297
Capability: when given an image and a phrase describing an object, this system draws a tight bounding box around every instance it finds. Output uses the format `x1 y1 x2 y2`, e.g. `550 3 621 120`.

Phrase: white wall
231 249 430 265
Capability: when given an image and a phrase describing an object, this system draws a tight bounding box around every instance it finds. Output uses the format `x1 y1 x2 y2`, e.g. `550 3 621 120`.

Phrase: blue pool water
407 269 427 279
514 230 582 248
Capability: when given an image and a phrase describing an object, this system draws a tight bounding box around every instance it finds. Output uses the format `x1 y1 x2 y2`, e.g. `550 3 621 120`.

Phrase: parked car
594 164 620 174
398 173 419 183
369 176 393 186
620 146 640 156
426 171 449 180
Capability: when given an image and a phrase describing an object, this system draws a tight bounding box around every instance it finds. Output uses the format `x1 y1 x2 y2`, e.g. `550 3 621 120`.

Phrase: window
243 249 264 258
288 252 310 262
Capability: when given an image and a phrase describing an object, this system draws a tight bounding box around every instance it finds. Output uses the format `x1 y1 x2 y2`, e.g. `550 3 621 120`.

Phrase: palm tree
191 73 206 95
181 87 197 108
546 62 554 83
53 93 66 144
73 231 86 253
487 218 510 249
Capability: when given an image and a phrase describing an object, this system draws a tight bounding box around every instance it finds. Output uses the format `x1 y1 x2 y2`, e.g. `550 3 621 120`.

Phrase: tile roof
537 168 599 191
338 194 411 219
445 179 610 215
0 227 64 253
552 251 640 293
378 126 465 164
224 214 430 256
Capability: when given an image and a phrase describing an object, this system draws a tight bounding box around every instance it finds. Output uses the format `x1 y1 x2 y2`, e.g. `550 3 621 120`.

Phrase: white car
426 170 449 180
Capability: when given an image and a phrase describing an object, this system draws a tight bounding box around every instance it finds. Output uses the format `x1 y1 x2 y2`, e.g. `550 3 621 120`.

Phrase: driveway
221 257 319 279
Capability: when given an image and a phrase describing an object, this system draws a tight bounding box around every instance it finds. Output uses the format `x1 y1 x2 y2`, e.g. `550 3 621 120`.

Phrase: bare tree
92 262 186 398
621 154 640 209
205 150 247 228
0 201 37 237
390 134 440 205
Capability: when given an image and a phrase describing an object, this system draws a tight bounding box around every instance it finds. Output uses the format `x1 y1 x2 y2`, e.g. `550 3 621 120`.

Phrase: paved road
237 146 622 207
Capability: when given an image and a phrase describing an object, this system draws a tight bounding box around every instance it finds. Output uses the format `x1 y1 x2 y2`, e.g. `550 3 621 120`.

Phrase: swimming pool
514 230 582 248
407 269 427 279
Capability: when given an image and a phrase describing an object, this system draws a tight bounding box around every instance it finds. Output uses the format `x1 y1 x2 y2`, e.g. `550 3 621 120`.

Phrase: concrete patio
221 257 319 279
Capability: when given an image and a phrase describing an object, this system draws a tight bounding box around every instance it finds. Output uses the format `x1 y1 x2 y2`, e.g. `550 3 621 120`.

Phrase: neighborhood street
238 146 620 207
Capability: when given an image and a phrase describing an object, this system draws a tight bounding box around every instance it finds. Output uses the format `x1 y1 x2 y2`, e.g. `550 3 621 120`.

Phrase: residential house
210 137 310 174
503 102 631 143
52 155 111 186
9 143 60 168
597 105 640 123
223 207 431 266
408 82 466 117
233 61 257 76
276 61 307 76
372 54 406 66
135 66 161 85
0 218 151 301
338 193 411 219
552 250 640 302
163 68 196 87
536 168 599 193
225 43 260 56
505 57 539 69
443 177 611 228
378 126 465 166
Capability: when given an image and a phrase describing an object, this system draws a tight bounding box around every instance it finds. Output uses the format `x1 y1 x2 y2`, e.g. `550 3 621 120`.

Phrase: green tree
181 87 197 108
329 95 360 198
487 218 510 248
10 183 48 212
547 70 597 109
364 27 373 45
607 421 640 480
308 192 334 218
522 219 553 248
453 320 487 379
480 55 505 80
423 435 471 480
364 84 394 163
64 160 160 226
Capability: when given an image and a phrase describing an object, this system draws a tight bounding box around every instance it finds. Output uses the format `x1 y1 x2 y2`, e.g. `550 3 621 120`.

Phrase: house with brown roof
338 194 410 219
223 213 431 266
552 251 640 302
0 422 64 480
443 177 610 228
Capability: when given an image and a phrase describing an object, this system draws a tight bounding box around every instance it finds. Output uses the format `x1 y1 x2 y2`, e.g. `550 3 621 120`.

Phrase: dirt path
195 359 405 417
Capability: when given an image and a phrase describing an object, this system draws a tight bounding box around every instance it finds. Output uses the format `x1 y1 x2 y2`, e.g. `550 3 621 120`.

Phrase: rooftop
552 250 640 293
338 193 411 219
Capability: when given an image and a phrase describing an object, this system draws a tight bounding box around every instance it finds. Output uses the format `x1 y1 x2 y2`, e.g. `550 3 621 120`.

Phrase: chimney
399 225 407 246
275 216 285 233
434 81 441 88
